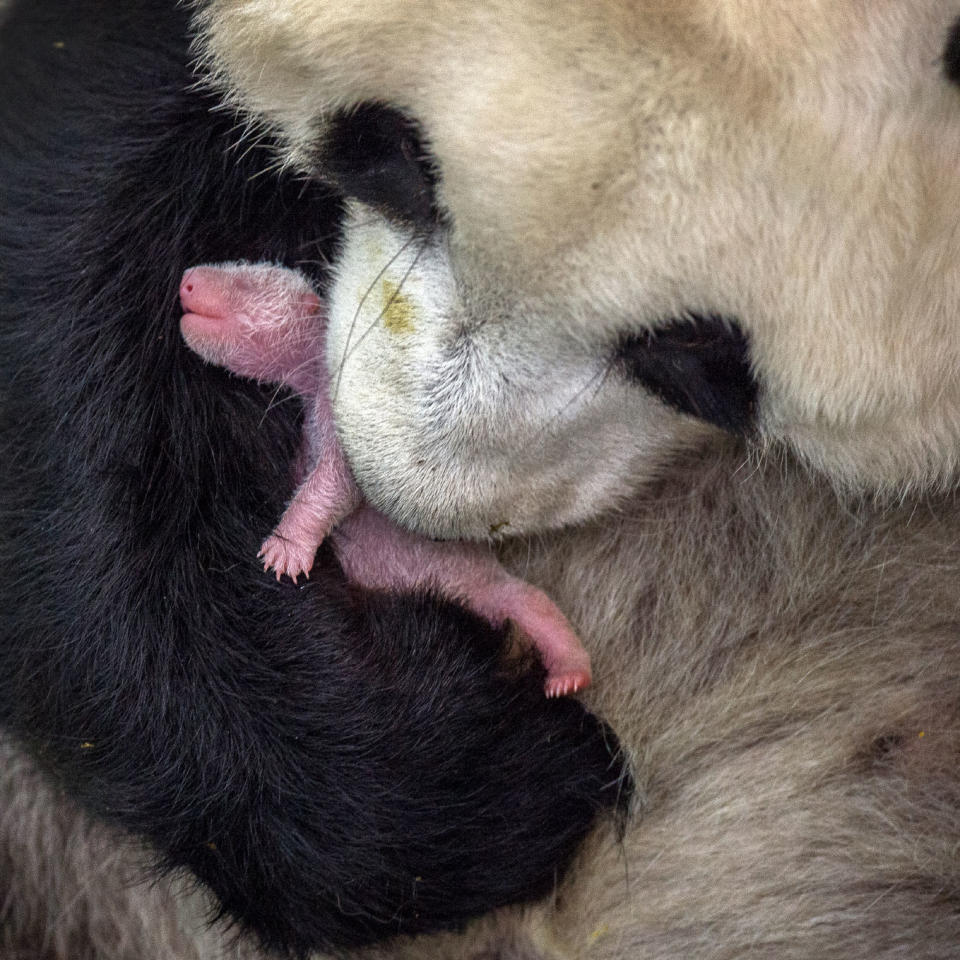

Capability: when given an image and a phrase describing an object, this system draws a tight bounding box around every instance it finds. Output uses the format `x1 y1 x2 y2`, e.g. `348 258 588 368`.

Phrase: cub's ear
944 16 960 86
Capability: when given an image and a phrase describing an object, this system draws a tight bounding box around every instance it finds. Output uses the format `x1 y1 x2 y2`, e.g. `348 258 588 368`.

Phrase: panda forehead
199 0 743 230
200 0 720 115
198 0 929 175
200 0 900 91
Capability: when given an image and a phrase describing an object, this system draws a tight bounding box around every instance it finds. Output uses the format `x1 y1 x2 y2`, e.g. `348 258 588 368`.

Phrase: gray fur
0 738 247 960
5 439 960 958
5 1 960 956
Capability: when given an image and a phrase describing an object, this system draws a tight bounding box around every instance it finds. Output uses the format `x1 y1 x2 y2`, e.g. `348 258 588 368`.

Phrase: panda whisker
256 386 303 427
544 356 615 434
244 157 288 183
332 231 430 405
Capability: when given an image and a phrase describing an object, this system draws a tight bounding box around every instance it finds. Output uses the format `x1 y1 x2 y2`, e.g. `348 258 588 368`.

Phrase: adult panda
197 0 960 517
3 2 960 960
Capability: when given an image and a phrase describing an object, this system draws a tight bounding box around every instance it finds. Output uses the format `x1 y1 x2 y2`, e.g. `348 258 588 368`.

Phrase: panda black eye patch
615 315 757 434
320 102 440 227
944 15 960 87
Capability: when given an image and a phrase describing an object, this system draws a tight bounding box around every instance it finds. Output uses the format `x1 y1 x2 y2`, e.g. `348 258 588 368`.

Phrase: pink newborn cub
180 262 591 698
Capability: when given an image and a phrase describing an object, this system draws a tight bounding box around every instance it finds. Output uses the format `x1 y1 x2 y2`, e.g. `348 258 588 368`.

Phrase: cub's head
196 0 960 537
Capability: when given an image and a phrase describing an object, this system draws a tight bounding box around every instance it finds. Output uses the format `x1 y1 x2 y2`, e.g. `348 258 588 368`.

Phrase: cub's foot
495 583 592 699
544 668 592 699
258 533 317 583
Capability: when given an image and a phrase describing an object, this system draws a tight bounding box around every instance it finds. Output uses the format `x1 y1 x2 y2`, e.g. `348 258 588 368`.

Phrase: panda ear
944 16 960 86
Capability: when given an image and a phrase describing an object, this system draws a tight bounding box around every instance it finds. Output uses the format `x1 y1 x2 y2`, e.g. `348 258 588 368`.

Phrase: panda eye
321 102 440 226
615 314 758 434
944 15 960 86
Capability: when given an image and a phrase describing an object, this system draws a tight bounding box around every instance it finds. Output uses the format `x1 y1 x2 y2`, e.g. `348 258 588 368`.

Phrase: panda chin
324 205 703 540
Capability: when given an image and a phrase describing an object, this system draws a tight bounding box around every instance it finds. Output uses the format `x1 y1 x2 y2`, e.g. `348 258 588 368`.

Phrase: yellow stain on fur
381 279 416 335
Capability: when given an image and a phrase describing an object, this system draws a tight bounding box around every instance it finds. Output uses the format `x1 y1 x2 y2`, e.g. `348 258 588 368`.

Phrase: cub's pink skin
181 262 361 575
180 262 591 698
337 507 591 698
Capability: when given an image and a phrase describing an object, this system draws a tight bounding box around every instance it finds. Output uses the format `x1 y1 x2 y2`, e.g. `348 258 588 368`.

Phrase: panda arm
0 1 628 956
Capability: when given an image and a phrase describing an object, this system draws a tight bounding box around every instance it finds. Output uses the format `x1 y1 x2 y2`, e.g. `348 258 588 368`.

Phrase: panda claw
544 670 590 699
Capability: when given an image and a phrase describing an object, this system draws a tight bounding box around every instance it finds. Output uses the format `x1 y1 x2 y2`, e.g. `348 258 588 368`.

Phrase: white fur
326 208 698 537
196 0 960 515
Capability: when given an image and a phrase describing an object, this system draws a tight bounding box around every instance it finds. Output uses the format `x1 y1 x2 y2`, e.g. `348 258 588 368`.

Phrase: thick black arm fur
0 2 628 956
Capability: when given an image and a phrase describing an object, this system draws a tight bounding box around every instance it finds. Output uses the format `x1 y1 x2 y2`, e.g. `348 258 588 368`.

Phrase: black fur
0 2 629 957
616 315 757 434
321 103 441 227
944 15 960 87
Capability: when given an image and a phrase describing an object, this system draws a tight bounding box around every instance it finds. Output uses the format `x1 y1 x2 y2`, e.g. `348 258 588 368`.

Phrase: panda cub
180 260 591 697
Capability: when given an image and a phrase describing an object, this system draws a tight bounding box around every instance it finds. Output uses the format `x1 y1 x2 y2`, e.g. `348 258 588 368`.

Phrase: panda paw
258 533 317 583
544 668 592 699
